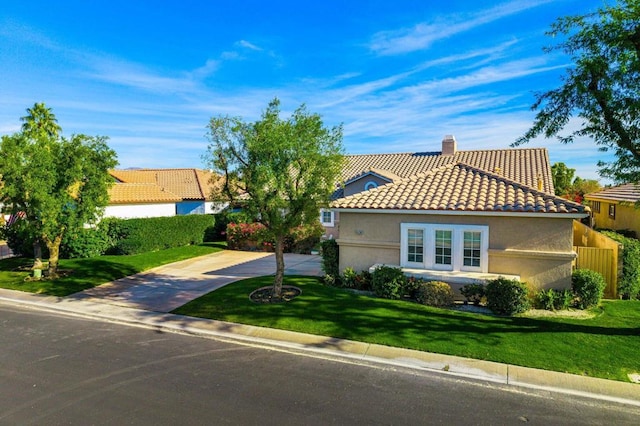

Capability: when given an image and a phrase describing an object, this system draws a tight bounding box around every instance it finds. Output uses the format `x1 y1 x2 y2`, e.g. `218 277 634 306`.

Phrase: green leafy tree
514 0 640 184
551 162 576 196
205 98 345 297
0 103 118 277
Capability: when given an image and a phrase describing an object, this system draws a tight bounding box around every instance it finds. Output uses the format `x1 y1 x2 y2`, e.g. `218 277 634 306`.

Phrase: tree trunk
45 235 62 278
32 240 43 270
273 235 285 297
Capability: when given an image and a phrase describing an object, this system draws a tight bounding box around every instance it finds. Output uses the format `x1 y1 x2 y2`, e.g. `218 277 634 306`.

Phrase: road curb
1 289 638 407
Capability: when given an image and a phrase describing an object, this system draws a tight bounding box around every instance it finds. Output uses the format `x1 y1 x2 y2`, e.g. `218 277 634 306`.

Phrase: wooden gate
573 246 616 298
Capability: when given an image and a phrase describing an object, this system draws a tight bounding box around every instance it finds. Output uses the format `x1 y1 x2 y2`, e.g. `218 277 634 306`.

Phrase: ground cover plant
0 243 224 296
174 275 640 382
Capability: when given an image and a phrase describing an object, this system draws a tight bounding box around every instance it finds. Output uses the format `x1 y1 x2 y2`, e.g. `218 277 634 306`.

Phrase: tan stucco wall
336 211 576 290
589 200 640 238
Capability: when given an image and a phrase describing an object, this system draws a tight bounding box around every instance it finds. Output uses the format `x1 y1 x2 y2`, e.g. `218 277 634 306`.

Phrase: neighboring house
585 183 640 238
105 168 222 219
327 136 589 291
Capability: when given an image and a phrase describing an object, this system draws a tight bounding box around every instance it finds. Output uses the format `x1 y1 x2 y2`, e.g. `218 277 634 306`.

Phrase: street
1 302 638 425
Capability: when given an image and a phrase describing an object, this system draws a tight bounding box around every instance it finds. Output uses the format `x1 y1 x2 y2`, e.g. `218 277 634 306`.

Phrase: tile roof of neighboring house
109 169 217 203
332 163 587 214
341 148 554 194
108 183 183 204
585 183 640 203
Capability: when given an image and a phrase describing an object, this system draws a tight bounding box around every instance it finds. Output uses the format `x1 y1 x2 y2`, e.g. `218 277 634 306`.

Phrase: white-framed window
364 181 378 191
400 223 489 273
319 209 335 227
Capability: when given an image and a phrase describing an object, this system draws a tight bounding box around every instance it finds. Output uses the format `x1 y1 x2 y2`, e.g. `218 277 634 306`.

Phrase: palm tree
20 102 62 138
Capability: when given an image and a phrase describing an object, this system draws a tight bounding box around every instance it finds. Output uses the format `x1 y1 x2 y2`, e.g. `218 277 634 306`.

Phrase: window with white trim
319 209 335 227
400 223 489 273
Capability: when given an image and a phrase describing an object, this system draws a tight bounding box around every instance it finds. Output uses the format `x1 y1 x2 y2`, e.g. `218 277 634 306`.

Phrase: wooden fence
573 220 622 298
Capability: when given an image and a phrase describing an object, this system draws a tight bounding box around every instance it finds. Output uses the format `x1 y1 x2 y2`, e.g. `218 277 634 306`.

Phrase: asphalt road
1 303 638 425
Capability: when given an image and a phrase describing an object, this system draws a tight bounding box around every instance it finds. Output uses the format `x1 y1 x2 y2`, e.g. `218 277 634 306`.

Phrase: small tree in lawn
205 98 345 297
0 103 118 278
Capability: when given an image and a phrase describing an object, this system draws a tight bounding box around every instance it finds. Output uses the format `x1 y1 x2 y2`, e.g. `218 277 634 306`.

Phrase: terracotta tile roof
332 163 587 214
108 183 182 204
585 183 640 203
342 148 554 194
109 169 218 201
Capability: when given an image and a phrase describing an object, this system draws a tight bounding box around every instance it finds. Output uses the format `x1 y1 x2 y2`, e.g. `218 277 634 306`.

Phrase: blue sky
0 0 613 183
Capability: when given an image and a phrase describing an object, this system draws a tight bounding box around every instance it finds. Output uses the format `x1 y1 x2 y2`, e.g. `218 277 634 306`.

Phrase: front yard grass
0 242 225 296
173 275 640 383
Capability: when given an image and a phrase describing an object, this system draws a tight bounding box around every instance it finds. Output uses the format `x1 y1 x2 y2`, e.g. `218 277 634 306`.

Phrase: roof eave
331 208 588 219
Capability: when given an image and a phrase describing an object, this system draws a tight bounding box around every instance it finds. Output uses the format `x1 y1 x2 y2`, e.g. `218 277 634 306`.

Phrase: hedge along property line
103 215 215 255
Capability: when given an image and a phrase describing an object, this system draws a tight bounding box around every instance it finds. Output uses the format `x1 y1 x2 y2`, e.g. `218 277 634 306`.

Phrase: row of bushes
323 262 605 317
3 214 216 258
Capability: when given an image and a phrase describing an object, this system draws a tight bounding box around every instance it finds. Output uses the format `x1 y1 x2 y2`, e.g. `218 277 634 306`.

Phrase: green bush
371 266 406 300
211 210 252 240
534 288 574 311
60 226 110 259
320 239 339 281
415 281 454 307
286 221 324 254
485 277 530 315
2 219 38 257
102 215 214 255
460 283 486 305
600 230 640 300
341 268 373 291
572 269 606 309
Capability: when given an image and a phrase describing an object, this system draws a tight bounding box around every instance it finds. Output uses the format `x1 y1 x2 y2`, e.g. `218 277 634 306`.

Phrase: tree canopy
551 162 601 203
0 103 118 277
514 0 640 184
204 98 345 296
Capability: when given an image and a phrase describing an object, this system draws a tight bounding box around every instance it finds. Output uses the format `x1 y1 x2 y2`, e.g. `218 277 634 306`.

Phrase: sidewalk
0 250 638 407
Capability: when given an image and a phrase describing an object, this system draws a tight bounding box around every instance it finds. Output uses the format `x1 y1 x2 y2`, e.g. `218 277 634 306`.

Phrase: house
327 136 589 291
105 168 223 219
584 183 640 238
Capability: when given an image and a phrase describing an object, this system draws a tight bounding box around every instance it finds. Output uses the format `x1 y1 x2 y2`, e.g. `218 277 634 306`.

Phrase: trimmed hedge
371 266 406 300
485 277 530 315
102 215 215 255
320 239 339 282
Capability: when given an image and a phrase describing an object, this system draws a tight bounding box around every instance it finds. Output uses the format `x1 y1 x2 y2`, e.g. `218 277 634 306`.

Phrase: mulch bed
249 285 302 303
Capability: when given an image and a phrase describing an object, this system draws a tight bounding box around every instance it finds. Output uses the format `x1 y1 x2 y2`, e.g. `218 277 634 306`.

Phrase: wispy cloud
369 0 554 55
236 40 263 51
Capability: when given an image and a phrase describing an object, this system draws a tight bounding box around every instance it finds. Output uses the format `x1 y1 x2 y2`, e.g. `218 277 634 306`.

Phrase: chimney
442 135 457 156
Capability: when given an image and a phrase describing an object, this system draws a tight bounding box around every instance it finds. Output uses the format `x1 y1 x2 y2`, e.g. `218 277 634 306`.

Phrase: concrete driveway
70 251 322 312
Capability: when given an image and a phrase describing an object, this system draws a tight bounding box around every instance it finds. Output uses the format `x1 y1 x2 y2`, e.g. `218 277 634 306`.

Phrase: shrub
102 215 214 255
572 269 606 309
403 276 424 299
600 230 640 300
485 277 530 315
341 267 358 288
286 221 324 254
226 222 269 250
371 266 406 299
2 218 38 257
320 239 339 280
415 281 454 307
460 283 486 305
211 210 252 240
60 226 110 258
534 288 574 311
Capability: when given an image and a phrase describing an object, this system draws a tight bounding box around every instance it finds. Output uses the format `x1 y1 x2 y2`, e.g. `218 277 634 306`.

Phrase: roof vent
442 135 457 156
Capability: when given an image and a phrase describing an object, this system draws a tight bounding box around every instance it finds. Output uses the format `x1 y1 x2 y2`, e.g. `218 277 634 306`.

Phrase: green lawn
173 275 640 382
0 242 225 296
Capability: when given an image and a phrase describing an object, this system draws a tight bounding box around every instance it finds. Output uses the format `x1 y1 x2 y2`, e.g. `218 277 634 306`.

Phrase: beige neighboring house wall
336 211 577 290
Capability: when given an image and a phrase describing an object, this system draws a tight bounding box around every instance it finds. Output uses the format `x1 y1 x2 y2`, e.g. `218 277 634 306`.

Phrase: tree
551 162 576 196
514 0 640 184
205 98 345 297
0 103 118 277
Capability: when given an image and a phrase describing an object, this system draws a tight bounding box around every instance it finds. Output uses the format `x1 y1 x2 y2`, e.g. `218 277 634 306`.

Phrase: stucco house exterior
326 136 589 291
584 183 640 238
105 168 222 219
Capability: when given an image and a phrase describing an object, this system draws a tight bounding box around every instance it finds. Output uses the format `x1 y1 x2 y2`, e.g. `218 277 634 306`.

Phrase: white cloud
236 40 262 51
369 0 554 55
